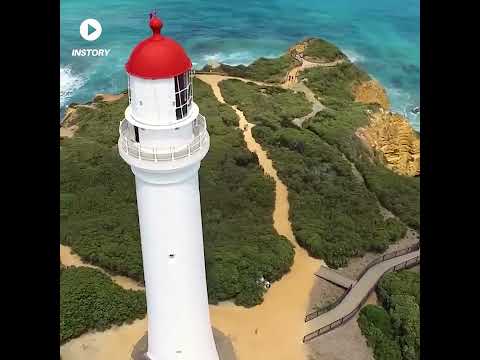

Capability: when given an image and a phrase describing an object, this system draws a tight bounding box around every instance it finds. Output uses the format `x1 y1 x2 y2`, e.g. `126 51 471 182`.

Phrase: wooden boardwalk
315 266 356 289
304 248 420 342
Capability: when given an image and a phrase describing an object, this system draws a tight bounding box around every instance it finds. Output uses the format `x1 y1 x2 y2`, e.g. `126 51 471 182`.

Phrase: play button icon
80 19 102 41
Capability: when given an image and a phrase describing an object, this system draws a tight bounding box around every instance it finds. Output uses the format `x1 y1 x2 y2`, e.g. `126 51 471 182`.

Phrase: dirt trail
197 74 323 360
60 244 144 291
283 58 348 127
284 57 345 87
199 55 340 128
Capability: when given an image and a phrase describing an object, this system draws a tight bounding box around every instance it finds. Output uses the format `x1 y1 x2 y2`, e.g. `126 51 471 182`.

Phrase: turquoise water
60 0 420 130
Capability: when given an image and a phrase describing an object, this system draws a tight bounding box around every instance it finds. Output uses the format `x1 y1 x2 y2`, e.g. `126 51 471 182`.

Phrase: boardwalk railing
304 243 420 324
305 284 353 322
356 243 420 281
302 254 419 343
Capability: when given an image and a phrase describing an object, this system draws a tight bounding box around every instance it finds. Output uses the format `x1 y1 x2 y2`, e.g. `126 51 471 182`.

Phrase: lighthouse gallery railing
119 115 208 162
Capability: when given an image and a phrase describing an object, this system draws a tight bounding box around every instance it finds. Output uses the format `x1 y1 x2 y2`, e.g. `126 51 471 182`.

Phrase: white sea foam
342 48 365 63
60 66 86 107
385 86 420 131
200 50 278 67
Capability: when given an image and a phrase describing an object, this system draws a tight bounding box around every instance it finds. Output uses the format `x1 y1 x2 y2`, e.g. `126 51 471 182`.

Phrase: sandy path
283 58 349 127
284 57 345 87
197 74 324 360
61 318 148 360
60 126 78 139
197 54 337 129
60 244 144 291
95 93 126 102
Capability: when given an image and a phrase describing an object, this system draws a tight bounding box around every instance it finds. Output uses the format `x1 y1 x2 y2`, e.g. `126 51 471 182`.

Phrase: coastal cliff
353 80 420 177
356 109 420 177
60 93 128 140
353 80 390 110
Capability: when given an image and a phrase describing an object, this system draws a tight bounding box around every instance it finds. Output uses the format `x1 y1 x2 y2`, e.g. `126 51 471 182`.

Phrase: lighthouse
118 15 219 360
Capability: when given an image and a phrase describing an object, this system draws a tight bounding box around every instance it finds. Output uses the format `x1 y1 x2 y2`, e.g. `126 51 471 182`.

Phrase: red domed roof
125 15 192 79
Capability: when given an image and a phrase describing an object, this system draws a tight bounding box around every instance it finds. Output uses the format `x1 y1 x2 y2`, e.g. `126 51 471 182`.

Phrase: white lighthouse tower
118 15 219 360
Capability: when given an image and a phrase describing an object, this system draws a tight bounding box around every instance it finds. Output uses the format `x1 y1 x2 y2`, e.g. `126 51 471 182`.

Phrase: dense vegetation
60 79 294 307
302 38 347 62
201 54 299 83
302 62 420 230
60 266 146 344
219 79 407 267
60 98 144 280
358 270 420 360
196 78 294 306
301 61 370 108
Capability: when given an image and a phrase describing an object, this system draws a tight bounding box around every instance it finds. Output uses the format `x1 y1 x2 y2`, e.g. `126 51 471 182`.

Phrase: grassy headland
219 78 407 268
301 38 348 62
201 54 299 83
301 62 420 230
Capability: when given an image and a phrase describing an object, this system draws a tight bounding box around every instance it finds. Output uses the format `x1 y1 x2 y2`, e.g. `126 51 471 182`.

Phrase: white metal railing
119 115 208 162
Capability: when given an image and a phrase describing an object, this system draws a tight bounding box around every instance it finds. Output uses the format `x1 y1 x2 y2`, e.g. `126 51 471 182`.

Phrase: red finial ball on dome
125 15 192 80
149 15 163 35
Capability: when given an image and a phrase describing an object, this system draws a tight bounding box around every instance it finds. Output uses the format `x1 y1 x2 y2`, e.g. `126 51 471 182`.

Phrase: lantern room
118 14 210 173
124 15 197 129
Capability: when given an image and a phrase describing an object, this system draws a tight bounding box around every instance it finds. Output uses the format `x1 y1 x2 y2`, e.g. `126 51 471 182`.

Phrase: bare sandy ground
306 293 376 360
61 318 148 360
60 125 78 139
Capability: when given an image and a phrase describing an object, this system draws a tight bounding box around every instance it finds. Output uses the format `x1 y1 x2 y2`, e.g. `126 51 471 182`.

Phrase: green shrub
389 295 420 360
60 266 146 344
302 38 347 62
300 62 370 106
358 270 420 360
377 271 420 310
359 305 395 338
358 305 402 360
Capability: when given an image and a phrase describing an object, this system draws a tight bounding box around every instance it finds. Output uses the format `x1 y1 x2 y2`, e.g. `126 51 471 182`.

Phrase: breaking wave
60 66 86 108
342 48 366 63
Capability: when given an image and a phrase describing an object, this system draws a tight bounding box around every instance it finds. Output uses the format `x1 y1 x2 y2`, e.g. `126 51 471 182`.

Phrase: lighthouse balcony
119 114 208 162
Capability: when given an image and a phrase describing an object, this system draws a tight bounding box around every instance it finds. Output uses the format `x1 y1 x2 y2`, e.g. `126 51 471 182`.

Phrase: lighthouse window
174 70 193 120
134 126 140 142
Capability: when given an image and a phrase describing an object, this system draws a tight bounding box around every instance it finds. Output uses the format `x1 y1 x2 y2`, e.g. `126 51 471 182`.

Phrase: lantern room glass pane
174 70 192 120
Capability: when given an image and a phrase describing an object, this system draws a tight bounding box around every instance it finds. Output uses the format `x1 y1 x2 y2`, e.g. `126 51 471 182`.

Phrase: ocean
60 0 420 130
